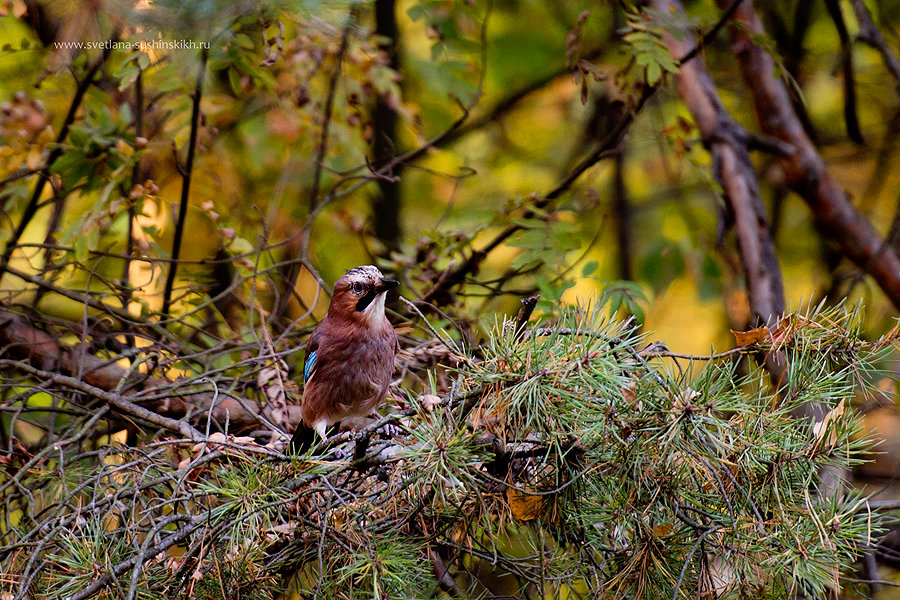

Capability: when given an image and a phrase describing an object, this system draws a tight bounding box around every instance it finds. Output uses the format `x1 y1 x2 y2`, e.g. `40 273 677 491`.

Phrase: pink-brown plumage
294 266 399 444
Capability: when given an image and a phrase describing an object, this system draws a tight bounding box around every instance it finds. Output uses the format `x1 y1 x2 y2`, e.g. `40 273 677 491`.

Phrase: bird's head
328 265 399 325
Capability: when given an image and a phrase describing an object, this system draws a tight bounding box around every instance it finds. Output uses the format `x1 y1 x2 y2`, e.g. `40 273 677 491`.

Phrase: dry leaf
507 486 543 521
418 394 441 412
673 388 701 412
652 523 673 537
730 327 769 347
812 399 845 450
622 382 639 407
256 320 293 435
192 431 226 453
770 319 794 345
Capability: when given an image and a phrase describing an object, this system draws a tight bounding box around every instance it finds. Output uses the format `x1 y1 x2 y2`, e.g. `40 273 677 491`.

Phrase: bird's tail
288 422 318 454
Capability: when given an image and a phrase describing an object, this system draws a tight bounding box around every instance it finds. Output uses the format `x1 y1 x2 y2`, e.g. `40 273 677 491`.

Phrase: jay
289 265 399 450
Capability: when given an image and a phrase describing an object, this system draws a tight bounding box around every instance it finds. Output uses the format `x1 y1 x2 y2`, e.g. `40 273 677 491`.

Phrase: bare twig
849 0 900 93
274 10 355 322
161 48 208 318
0 308 301 431
0 360 203 440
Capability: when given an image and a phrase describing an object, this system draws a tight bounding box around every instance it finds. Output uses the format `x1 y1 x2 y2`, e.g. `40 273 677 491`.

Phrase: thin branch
161 48 208 318
0 308 300 432
0 360 203 440
675 0 744 65
422 125 638 304
0 47 111 285
850 0 900 93
273 10 354 322
0 168 41 187
823 0 863 143
67 515 206 600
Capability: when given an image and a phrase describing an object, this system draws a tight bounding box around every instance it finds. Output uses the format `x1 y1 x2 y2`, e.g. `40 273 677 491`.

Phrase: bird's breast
300 320 397 425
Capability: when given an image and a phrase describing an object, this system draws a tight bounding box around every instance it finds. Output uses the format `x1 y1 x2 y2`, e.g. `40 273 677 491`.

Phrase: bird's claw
376 422 403 439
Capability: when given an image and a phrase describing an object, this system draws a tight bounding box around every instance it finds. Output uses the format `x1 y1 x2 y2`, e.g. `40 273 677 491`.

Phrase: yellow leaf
115 139 134 157
653 523 673 537
111 429 129 445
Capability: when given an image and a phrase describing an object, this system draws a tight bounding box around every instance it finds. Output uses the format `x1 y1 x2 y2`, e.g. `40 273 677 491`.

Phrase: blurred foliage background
1 0 898 343
2 0 900 597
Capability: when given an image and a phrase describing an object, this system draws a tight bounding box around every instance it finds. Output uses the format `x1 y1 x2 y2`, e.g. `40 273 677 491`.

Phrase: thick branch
720 0 900 308
371 0 402 255
649 0 791 393
123 68 144 310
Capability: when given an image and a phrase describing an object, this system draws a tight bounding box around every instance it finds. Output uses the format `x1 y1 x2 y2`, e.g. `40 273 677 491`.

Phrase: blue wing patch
303 350 317 383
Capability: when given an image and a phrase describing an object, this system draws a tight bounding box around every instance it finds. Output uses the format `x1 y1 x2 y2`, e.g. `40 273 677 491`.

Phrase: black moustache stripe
355 290 378 312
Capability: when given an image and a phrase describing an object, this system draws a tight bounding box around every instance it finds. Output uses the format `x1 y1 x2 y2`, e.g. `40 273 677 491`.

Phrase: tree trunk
371 0 402 255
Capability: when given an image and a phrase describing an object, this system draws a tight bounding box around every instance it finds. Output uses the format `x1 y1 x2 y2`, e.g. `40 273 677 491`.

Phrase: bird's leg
314 420 329 441
320 422 347 459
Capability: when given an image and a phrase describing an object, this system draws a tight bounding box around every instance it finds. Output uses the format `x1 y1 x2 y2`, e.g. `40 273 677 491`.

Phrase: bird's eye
351 282 364 294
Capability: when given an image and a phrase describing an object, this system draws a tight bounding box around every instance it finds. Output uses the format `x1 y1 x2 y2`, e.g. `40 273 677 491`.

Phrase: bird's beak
376 278 399 294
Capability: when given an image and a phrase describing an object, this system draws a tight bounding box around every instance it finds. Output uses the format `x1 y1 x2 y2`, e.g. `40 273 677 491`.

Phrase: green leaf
67 127 89 149
646 60 661 85
406 3 429 22
228 67 242 94
116 64 139 91
49 150 84 174
74 231 89 262
119 102 132 125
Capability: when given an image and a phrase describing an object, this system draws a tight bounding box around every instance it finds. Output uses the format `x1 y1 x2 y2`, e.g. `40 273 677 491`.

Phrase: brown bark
720 0 900 308
651 0 785 327
0 310 300 434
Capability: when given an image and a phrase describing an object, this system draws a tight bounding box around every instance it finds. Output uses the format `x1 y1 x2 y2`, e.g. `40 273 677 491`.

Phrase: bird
289 265 399 451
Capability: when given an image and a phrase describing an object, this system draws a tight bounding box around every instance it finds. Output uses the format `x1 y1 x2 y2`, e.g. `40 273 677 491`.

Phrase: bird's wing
303 351 317 383
303 329 321 383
